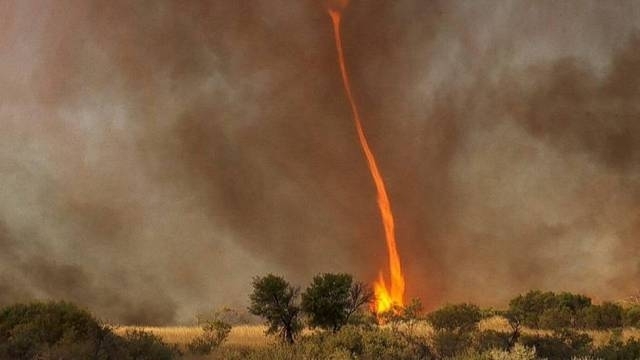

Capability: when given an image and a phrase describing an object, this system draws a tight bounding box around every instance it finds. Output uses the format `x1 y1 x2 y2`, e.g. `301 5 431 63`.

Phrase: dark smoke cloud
0 0 639 323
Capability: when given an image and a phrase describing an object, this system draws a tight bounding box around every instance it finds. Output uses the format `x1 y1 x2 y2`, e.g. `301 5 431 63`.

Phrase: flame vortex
327 7 405 314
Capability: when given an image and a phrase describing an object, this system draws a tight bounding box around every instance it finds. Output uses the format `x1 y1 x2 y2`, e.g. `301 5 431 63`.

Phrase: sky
0 0 639 324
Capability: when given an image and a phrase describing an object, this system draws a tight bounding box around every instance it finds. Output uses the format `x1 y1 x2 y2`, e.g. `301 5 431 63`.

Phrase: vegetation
0 301 178 359
122 329 178 360
301 272 373 332
187 319 231 355
3 277 640 359
247 274 302 344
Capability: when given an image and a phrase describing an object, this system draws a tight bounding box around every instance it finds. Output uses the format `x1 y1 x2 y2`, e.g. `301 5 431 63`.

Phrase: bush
578 302 624 330
508 291 592 329
0 301 125 360
215 326 426 360
538 306 573 330
427 303 483 333
624 306 640 328
0 301 180 360
520 329 592 359
431 330 473 358
122 329 178 360
486 344 538 360
592 337 640 360
188 319 231 355
475 330 512 352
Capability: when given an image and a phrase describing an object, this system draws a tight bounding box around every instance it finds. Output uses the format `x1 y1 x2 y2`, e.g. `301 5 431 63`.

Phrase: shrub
508 291 557 328
539 306 573 330
212 326 426 360
427 303 483 333
0 301 125 360
426 303 482 358
508 291 592 329
0 301 180 360
475 330 512 352
486 343 538 360
358 327 421 360
592 337 640 360
431 330 473 358
122 329 178 360
188 319 231 355
520 329 592 359
624 306 640 328
578 302 624 330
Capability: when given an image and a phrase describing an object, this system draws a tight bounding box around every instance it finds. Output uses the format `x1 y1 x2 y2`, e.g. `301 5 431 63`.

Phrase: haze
0 1 639 324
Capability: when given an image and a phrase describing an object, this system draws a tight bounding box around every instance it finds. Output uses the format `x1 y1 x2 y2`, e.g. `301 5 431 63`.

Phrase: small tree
301 273 373 332
248 274 301 344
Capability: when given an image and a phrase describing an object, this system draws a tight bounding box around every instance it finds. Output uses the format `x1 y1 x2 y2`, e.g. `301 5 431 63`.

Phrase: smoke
0 0 638 323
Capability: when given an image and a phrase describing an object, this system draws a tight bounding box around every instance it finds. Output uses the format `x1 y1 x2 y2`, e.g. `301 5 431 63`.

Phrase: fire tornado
326 1 405 314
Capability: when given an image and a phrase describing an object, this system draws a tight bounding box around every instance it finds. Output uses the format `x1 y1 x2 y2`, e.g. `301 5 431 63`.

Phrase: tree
248 274 301 344
301 273 373 332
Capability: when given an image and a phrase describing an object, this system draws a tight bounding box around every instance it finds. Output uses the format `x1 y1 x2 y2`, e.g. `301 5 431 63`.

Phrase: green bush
210 326 427 360
578 302 624 330
431 330 473 358
122 329 178 360
427 303 483 333
624 306 640 328
0 301 179 360
302 325 424 360
592 337 640 360
520 329 592 359
474 330 511 352
508 291 592 329
538 306 573 330
188 319 231 355
0 301 124 360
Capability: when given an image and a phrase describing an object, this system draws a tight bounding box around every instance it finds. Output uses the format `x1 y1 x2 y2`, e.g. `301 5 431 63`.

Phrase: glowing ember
326 3 406 314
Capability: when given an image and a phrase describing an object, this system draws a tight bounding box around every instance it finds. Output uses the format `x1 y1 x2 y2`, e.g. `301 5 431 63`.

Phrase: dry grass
113 318 640 348
479 316 640 346
114 325 272 347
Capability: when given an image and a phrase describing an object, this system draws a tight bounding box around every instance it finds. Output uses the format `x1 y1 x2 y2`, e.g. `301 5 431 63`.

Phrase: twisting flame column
327 5 405 314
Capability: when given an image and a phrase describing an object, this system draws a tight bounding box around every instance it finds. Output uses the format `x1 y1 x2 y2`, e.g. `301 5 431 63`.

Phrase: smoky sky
1 1 639 324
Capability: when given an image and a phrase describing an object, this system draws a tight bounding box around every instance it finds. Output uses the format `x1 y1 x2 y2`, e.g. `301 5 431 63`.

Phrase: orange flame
327 7 405 314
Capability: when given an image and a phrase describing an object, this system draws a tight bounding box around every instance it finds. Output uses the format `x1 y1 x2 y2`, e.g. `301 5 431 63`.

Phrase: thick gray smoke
0 1 638 323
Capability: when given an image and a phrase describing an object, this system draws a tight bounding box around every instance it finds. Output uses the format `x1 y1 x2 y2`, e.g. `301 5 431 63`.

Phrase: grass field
114 317 640 349
114 324 272 347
